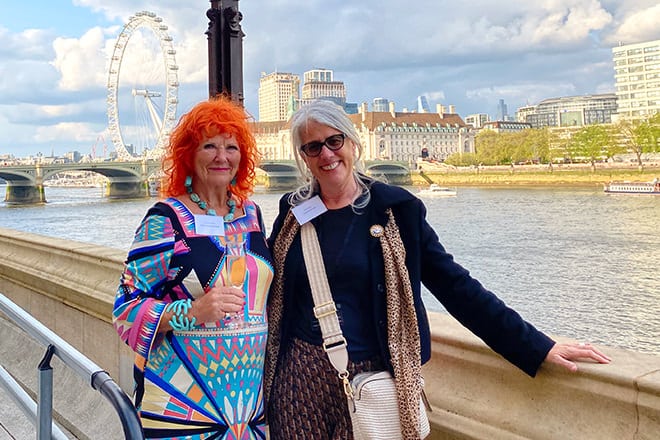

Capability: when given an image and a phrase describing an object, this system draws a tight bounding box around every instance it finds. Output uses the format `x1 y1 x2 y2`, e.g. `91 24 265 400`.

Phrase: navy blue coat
268 180 555 377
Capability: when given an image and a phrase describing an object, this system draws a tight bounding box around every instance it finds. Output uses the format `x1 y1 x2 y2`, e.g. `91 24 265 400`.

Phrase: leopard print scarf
264 208 423 439
379 208 423 439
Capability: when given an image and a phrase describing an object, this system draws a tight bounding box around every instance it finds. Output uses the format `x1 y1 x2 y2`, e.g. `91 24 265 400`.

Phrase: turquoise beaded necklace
184 176 236 221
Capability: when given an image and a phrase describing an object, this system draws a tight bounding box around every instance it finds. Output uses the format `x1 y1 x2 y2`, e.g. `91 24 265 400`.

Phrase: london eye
107 11 179 160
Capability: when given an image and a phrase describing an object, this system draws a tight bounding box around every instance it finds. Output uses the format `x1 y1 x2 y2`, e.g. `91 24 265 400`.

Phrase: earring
185 176 192 190
231 176 237 185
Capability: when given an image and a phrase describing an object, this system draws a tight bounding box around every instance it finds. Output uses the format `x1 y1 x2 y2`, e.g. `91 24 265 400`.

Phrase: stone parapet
0 228 133 392
1 228 659 439
423 313 660 440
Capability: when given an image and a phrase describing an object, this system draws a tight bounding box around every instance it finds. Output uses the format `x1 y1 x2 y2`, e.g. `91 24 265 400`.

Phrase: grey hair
288 99 372 209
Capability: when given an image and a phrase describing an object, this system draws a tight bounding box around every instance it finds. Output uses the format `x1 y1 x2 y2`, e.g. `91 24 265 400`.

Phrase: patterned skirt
268 338 384 440
138 323 268 439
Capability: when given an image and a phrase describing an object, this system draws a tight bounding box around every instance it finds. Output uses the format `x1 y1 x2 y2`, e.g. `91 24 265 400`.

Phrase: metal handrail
0 293 144 439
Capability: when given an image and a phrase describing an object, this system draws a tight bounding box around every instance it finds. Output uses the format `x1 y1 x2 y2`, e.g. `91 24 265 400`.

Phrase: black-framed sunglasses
299 133 346 157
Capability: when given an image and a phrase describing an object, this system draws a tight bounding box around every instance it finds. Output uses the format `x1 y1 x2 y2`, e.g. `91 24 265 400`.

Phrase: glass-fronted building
517 94 618 128
613 39 660 120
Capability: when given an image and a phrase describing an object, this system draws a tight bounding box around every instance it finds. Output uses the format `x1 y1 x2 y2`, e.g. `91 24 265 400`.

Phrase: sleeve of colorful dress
112 209 176 362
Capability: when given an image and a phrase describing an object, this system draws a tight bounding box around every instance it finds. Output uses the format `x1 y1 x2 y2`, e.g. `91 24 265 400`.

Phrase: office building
252 102 475 162
416 96 431 113
516 94 618 128
258 72 300 122
300 68 346 107
482 121 532 133
344 102 358 114
496 99 509 121
515 105 536 123
465 113 490 128
613 39 660 119
373 98 389 112
352 104 474 162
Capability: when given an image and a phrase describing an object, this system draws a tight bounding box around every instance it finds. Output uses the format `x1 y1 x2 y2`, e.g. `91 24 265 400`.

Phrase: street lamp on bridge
206 0 245 105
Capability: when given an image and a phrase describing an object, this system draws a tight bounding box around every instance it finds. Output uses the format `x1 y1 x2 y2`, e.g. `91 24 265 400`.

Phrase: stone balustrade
1 227 659 439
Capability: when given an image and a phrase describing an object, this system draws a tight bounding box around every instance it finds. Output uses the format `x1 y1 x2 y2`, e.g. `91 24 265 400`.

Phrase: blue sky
0 3 113 34
1 0 659 158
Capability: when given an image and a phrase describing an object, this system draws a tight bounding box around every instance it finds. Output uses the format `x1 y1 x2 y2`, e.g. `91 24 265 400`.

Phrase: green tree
601 124 626 161
474 130 500 165
616 113 660 167
519 128 551 163
569 125 611 170
445 152 479 166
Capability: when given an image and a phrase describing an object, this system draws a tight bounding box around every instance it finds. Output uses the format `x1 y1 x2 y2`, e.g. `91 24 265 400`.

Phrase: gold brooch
369 224 384 237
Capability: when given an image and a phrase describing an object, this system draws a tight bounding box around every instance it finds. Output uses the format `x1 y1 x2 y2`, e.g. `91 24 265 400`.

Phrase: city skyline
1 1 660 157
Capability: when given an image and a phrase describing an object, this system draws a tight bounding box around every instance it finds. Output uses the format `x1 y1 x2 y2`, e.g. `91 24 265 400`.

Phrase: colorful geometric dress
113 198 274 439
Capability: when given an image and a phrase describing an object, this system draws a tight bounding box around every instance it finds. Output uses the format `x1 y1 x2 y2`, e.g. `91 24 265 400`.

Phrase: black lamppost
206 0 244 105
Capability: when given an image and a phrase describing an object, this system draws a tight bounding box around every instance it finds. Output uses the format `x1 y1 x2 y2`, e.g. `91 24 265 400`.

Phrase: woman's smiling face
299 120 355 193
193 133 241 189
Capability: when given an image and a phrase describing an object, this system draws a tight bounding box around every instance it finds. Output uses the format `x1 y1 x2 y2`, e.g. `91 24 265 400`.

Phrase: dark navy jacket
268 180 555 377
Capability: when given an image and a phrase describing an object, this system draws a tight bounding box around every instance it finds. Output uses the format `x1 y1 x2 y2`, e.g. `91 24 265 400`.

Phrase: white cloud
1 0 660 157
466 82 578 109
606 4 660 45
52 27 109 91
34 121 99 144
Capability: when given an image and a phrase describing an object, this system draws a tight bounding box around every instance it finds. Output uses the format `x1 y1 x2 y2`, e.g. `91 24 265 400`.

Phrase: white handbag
300 222 430 440
350 370 430 439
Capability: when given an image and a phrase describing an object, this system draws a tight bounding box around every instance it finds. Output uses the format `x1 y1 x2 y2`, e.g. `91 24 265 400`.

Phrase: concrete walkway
0 384 76 439
1 384 38 439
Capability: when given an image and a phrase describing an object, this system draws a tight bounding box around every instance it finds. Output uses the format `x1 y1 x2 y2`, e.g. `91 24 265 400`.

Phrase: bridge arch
1 160 164 204
257 161 301 190
0 167 45 204
364 161 412 185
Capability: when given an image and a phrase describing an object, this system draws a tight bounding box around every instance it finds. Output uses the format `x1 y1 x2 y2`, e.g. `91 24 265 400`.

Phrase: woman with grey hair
264 99 609 439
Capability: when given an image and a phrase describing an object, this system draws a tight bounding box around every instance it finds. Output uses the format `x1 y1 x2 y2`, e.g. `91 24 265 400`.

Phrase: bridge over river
0 159 412 204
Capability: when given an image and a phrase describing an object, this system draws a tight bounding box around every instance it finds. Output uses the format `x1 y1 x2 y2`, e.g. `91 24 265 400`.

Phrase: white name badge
194 214 225 236
292 195 328 224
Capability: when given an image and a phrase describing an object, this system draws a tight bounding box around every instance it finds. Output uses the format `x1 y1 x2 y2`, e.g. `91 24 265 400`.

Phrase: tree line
445 113 660 168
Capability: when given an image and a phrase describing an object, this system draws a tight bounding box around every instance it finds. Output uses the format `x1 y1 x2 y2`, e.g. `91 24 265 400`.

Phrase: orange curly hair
160 96 258 204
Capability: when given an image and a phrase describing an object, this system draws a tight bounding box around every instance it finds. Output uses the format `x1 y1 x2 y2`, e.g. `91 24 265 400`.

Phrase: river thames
0 184 658 355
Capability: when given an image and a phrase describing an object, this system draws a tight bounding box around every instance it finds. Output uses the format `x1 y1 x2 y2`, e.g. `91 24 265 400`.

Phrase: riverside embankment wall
1 227 659 439
412 163 660 187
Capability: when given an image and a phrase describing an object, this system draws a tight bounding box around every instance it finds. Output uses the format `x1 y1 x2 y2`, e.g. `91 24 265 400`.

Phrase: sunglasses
299 133 346 157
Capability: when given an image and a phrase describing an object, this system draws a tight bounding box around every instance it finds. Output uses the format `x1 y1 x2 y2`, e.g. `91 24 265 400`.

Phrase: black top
288 205 381 360
269 179 555 377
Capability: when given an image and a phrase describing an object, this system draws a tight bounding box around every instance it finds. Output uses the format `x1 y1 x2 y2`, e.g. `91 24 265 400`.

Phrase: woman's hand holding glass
223 239 247 328
192 285 245 324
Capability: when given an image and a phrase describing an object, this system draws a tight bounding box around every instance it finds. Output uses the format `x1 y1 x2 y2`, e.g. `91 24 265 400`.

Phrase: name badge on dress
194 214 225 236
292 195 328 224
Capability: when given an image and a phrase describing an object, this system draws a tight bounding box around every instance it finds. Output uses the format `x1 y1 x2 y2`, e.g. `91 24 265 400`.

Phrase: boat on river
418 184 457 197
603 178 660 194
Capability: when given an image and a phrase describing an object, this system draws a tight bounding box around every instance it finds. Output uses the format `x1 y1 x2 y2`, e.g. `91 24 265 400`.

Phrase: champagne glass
223 238 246 328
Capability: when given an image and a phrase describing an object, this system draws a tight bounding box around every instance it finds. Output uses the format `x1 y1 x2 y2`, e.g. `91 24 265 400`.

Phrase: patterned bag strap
300 222 353 398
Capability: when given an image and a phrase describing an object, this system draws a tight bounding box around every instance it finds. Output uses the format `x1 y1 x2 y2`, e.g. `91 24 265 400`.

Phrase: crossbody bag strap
300 222 353 397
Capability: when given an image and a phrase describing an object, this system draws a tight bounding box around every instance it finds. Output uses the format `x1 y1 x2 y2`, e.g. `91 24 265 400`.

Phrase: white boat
604 178 660 194
418 184 457 197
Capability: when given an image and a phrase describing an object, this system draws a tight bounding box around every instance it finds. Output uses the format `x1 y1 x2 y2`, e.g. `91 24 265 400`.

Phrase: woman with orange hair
113 97 274 439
